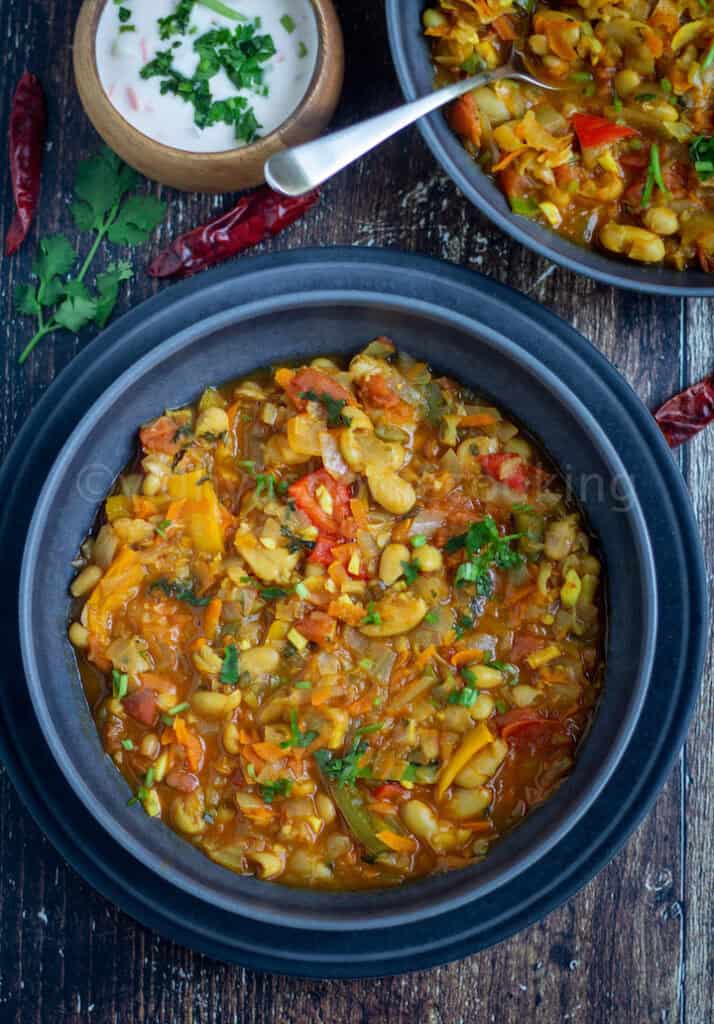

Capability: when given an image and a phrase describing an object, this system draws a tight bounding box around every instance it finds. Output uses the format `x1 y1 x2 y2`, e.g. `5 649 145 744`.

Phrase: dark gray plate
1 249 707 975
386 0 714 295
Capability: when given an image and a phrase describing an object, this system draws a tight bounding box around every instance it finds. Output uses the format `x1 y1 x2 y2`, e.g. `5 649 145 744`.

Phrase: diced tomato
308 535 338 565
294 610 337 648
331 543 370 579
495 708 566 746
373 783 406 800
284 368 353 412
288 469 353 536
448 93 481 146
139 415 182 455
358 374 412 420
571 113 638 150
554 163 576 188
123 688 158 726
479 453 529 493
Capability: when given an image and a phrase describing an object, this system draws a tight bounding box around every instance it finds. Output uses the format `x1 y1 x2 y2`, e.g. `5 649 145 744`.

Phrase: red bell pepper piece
288 469 352 537
294 611 337 648
372 783 406 801
479 453 529 492
308 535 338 565
571 113 638 150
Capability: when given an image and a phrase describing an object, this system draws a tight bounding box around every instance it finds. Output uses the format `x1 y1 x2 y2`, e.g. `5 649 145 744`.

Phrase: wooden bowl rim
75 0 341 164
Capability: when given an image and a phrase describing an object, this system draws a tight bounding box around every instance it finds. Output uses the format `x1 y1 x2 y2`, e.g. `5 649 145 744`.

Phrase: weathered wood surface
0 2 710 1022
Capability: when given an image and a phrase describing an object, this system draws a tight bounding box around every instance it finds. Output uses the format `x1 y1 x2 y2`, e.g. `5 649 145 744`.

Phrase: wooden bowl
73 0 344 193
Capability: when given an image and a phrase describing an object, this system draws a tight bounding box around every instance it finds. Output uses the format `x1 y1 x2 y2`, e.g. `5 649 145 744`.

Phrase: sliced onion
356 529 379 562
317 651 340 675
408 509 445 538
344 626 370 655
439 448 462 479
369 643 397 684
319 431 354 483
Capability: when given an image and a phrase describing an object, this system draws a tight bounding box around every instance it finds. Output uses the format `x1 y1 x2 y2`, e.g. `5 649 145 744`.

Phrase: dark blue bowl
5 249 706 974
386 0 714 295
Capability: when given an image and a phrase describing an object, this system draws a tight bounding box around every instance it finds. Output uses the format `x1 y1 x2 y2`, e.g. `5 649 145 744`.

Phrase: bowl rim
3 247 707 972
76 0 339 162
385 0 714 297
20 290 657 930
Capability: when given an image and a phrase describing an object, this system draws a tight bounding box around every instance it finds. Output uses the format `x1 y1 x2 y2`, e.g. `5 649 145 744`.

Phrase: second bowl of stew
386 0 714 294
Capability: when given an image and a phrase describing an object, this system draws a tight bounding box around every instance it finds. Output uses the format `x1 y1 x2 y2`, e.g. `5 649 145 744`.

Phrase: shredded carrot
376 830 417 854
165 499 186 522
460 820 494 833
491 148 530 173
310 685 333 706
203 597 222 639
173 717 203 771
275 367 294 388
190 635 208 653
132 495 157 519
252 741 285 762
493 14 517 41
160 727 176 746
450 648 484 667
413 644 437 672
239 728 257 744
458 413 496 427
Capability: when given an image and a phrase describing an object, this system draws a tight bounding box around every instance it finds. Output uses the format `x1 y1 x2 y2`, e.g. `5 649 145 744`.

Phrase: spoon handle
264 66 508 197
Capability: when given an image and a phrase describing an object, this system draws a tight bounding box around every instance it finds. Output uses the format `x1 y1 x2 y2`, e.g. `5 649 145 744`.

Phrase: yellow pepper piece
436 723 493 800
560 569 582 608
526 644 562 669
672 19 708 53
105 495 132 522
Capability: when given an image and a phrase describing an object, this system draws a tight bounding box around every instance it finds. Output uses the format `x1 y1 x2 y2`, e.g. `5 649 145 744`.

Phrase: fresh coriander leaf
281 527 316 554
54 293 99 333
314 733 373 786
401 763 418 783
15 284 41 317
280 14 296 32
424 609 439 625
361 602 382 626
71 150 136 232
255 473 276 499
401 560 420 586
454 613 474 639
107 194 167 246
281 708 319 749
33 235 77 305
298 41 308 58
260 778 292 803
94 260 134 328
150 578 211 606
220 643 240 684
299 389 350 427
448 686 479 706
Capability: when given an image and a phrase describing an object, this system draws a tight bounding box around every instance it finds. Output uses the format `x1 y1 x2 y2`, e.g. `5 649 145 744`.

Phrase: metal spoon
265 50 561 197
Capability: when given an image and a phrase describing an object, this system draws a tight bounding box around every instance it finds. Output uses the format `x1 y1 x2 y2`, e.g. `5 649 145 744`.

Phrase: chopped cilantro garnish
255 473 276 499
447 516 523 598
690 136 714 180
112 669 128 699
281 526 317 554
461 667 478 686
424 609 440 625
314 735 372 786
155 518 172 537
260 778 292 803
281 709 319 749
280 14 296 32
485 660 520 683
454 613 474 640
297 40 308 58
401 763 419 782
361 602 382 626
220 643 240 685
448 686 479 707
401 560 420 585
150 578 211 606
299 389 351 427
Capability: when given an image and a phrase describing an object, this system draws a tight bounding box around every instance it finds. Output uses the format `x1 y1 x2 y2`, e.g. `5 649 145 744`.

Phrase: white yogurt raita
96 0 319 152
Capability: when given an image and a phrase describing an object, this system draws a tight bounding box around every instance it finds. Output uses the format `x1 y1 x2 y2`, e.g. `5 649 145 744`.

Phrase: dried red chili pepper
148 186 319 279
5 72 47 257
654 375 714 447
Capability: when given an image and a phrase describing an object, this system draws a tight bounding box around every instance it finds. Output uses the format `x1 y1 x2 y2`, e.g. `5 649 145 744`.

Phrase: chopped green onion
112 669 129 700
359 658 375 671
280 14 296 32
448 686 479 707
509 197 540 218
411 534 427 548
144 767 155 788
569 71 593 82
703 40 714 70
167 702 190 716
294 680 312 689
220 643 240 685
121 738 134 750
294 581 310 599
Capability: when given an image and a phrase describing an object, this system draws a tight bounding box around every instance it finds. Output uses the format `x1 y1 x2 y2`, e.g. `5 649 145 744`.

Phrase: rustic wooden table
0 2 711 1022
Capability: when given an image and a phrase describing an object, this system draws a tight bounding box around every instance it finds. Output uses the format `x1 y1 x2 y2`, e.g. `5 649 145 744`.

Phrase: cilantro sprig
150 578 211 606
313 724 383 787
15 147 166 363
299 389 351 427
259 778 292 804
281 709 319 749
446 516 523 598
